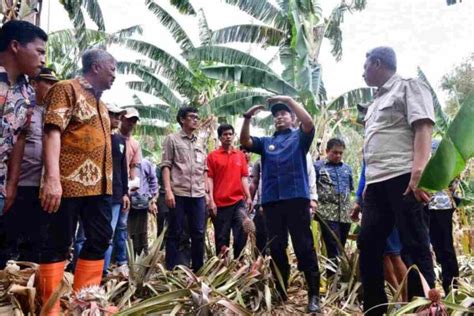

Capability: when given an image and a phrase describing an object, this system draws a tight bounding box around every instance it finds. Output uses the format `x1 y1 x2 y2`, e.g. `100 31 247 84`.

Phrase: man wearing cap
240 96 321 313
73 104 130 276
3 67 57 264
120 107 142 180
39 48 116 313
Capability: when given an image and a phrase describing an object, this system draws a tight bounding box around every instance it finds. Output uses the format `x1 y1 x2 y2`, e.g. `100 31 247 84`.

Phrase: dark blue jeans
357 173 435 315
40 195 113 263
165 196 206 272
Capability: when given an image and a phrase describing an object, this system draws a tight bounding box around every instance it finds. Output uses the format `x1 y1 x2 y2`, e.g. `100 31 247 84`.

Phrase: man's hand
149 200 157 216
40 176 62 213
165 189 175 209
122 195 130 212
404 175 431 203
309 199 318 216
245 197 253 214
267 95 293 105
4 182 18 213
243 104 265 118
209 199 217 218
350 203 362 222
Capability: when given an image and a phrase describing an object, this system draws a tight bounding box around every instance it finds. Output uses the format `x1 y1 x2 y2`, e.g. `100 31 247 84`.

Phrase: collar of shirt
323 159 343 166
273 127 293 136
76 76 101 99
179 129 197 142
376 73 401 97
0 66 28 86
218 146 237 154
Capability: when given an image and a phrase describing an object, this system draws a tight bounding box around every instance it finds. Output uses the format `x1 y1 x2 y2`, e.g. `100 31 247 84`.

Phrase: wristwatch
243 113 252 119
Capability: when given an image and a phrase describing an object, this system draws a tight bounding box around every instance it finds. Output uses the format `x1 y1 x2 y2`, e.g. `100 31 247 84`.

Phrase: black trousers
253 206 268 254
157 193 169 238
263 198 319 277
213 200 247 258
40 195 113 263
358 173 435 315
165 196 206 272
0 186 51 267
429 208 459 294
128 207 149 256
319 219 351 274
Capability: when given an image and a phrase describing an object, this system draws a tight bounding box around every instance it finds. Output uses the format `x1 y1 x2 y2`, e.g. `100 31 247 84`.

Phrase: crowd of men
0 20 461 315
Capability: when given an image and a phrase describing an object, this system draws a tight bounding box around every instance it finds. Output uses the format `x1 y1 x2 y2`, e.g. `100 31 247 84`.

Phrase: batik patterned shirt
314 159 354 223
0 67 34 198
43 77 112 197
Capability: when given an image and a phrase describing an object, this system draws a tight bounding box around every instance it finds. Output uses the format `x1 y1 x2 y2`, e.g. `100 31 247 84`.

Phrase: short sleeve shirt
207 147 248 207
248 127 314 204
160 130 207 198
363 74 435 184
18 105 44 186
0 67 34 198
43 77 113 197
123 135 142 177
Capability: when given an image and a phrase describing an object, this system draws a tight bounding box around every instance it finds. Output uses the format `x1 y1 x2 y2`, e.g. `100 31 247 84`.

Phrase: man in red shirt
207 124 252 258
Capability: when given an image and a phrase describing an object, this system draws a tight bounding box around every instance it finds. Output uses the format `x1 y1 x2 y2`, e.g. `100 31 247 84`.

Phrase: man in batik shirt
39 48 116 314
314 138 354 276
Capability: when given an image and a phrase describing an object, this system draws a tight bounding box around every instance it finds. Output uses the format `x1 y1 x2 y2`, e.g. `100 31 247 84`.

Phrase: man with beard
240 96 321 313
39 48 116 314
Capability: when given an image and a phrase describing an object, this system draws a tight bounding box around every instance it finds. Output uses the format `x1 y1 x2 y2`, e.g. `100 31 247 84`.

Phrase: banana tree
46 25 143 79
419 90 474 191
0 0 41 24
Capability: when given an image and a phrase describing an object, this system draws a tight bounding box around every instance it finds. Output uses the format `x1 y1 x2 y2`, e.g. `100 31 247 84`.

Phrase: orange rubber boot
73 259 105 292
39 261 66 315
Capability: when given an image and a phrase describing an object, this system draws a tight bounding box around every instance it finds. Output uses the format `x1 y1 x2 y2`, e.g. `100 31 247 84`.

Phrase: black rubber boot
305 271 321 313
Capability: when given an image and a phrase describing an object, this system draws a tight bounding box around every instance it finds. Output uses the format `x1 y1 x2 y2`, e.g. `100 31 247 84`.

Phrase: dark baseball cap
270 102 293 116
34 67 59 83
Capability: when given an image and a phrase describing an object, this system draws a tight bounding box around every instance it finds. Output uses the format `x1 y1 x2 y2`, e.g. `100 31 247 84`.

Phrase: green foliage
419 90 474 191
59 0 105 51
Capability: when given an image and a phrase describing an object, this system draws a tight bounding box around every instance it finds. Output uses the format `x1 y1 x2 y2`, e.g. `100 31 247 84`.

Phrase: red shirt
207 147 249 207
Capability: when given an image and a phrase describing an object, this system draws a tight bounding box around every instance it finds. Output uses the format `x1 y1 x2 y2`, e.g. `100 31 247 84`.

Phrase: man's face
326 145 345 164
181 112 199 130
362 58 379 87
15 38 46 78
109 112 122 129
273 110 294 131
121 116 138 133
31 79 54 104
95 59 116 91
219 129 234 147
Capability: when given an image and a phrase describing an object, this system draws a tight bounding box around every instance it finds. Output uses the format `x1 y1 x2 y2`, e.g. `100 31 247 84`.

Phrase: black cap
34 67 59 82
270 102 293 116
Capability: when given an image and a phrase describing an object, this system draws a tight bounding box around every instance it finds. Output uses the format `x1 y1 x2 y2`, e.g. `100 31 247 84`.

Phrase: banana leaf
418 90 474 191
